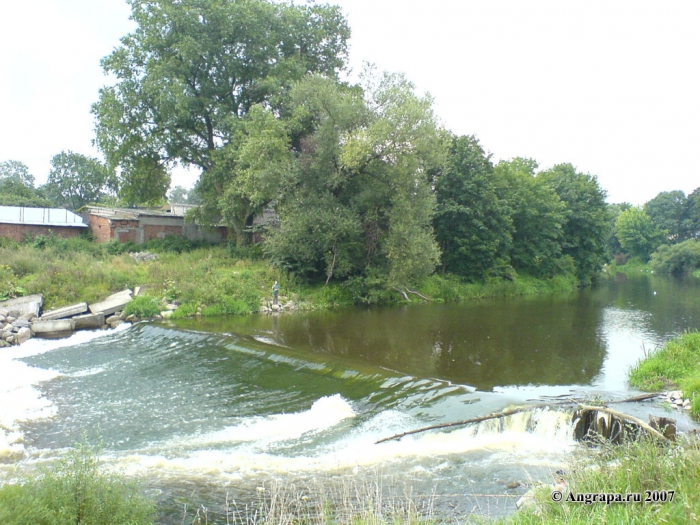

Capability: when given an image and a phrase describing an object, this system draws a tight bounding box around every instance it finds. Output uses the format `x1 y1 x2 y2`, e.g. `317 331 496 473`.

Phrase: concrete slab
31 319 75 339
72 312 105 330
106 289 133 300
40 302 88 321
0 295 43 318
88 294 132 316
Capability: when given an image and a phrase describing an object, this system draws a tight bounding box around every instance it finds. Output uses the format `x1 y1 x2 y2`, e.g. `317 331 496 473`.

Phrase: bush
650 239 700 275
0 438 155 525
123 295 162 318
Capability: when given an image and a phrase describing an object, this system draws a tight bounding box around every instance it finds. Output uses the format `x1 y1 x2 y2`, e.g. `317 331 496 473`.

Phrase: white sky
1 0 698 205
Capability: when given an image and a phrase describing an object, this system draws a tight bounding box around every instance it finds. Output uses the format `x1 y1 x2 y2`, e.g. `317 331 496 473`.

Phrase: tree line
2 0 699 292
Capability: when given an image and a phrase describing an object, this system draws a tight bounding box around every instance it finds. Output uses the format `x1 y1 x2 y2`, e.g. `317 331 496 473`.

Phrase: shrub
123 295 162 318
650 239 700 275
0 438 155 525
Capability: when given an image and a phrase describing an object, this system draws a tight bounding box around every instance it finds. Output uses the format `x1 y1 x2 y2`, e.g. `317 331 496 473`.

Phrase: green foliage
42 151 117 210
265 71 445 288
650 239 700 276
494 158 567 278
615 207 665 261
644 190 689 243
0 159 53 207
0 438 155 525
123 295 162 318
93 0 349 217
433 134 512 280
538 163 610 283
500 438 700 525
629 331 700 417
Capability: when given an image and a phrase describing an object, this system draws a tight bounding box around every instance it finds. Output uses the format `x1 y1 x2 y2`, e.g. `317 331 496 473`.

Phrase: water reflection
176 275 700 392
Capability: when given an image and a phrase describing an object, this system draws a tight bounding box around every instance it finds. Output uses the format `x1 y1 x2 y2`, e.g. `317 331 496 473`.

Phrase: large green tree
43 151 117 210
538 164 610 283
93 0 349 220
0 160 53 207
263 72 445 293
494 158 566 277
644 190 688 243
616 207 665 261
433 135 512 280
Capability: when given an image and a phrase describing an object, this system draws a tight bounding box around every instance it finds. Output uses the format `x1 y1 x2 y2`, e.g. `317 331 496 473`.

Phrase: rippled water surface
2 274 700 522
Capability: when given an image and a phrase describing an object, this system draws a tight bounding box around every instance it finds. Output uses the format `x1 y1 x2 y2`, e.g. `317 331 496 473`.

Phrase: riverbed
1 273 699 522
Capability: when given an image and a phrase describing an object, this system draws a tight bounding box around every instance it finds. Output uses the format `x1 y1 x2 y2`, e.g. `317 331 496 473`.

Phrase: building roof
0 206 87 227
85 206 187 220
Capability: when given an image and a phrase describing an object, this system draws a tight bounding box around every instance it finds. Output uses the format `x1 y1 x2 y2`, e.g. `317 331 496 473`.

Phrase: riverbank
0 237 580 322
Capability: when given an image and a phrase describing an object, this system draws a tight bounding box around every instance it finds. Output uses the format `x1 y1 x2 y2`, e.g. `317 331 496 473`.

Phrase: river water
1 273 699 522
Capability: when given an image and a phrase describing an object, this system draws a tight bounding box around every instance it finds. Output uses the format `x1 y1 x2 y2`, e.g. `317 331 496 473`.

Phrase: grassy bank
498 436 700 525
628 331 700 417
0 236 580 316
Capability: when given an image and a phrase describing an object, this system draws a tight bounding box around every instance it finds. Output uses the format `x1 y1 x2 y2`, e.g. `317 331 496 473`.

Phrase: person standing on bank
272 281 280 305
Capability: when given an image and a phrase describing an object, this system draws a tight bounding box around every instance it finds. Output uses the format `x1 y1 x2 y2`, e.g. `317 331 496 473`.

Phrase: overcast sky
1 0 698 204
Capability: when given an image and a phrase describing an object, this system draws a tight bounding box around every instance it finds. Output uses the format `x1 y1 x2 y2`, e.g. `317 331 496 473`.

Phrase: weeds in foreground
0 437 155 525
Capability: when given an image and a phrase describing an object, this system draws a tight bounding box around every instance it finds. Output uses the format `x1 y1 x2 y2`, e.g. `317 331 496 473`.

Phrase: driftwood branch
404 286 432 301
375 403 553 444
391 286 409 301
576 404 671 444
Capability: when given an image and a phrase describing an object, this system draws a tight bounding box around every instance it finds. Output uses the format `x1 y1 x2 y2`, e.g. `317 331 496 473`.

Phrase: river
1 273 699 522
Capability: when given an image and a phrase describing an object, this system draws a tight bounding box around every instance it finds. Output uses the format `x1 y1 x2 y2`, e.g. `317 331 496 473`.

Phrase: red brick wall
89 215 113 243
0 223 84 241
143 224 183 241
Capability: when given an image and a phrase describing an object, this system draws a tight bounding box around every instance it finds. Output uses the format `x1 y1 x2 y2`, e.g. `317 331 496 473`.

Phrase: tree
685 187 700 240
606 202 633 261
43 151 117 210
616 207 665 261
538 164 610 283
264 71 445 291
433 135 512 280
0 160 53 207
644 190 688 243
93 0 349 229
494 158 566 277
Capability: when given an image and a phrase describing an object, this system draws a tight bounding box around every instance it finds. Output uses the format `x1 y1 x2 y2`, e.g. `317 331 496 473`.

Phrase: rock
73 313 105 330
152 315 163 321
105 315 121 325
129 252 158 263
125 314 136 322
5 335 15 345
11 319 31 329
19 312 34 321
284 301 295 310
160 310 173 318
0 308 9 317
16 327 31 345
109 319 125 328
165 304 178 311
259 306 270 313
134 286 141 297
271 304 280 311
40 302 88 321
5 316 16 324
0 315 5 323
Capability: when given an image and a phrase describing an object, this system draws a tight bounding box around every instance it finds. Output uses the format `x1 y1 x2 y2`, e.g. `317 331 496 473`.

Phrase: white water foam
111 404 574 481
0 324 131 459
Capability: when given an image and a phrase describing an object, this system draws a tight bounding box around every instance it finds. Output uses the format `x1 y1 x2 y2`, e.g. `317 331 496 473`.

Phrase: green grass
0 236 582 316
0 437 155 525
629 331 700 417
498 437 700 525
123 295 162 318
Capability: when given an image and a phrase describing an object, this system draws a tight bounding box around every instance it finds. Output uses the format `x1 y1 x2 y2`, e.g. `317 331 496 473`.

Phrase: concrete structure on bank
0 206 88 241
83 206 228 244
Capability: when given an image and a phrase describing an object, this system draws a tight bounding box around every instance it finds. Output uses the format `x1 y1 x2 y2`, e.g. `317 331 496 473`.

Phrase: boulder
11 319 31 329
40 302 88 321
16 327 31 345
72 313 105 330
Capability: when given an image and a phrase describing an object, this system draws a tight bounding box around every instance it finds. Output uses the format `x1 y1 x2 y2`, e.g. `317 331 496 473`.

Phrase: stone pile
664 390 692 411
259 295 297 313
0 289 136 348
129 251 158 263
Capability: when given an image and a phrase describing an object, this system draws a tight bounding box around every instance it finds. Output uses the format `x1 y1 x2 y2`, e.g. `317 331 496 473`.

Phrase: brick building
0 206 88 241
84 206 228 244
